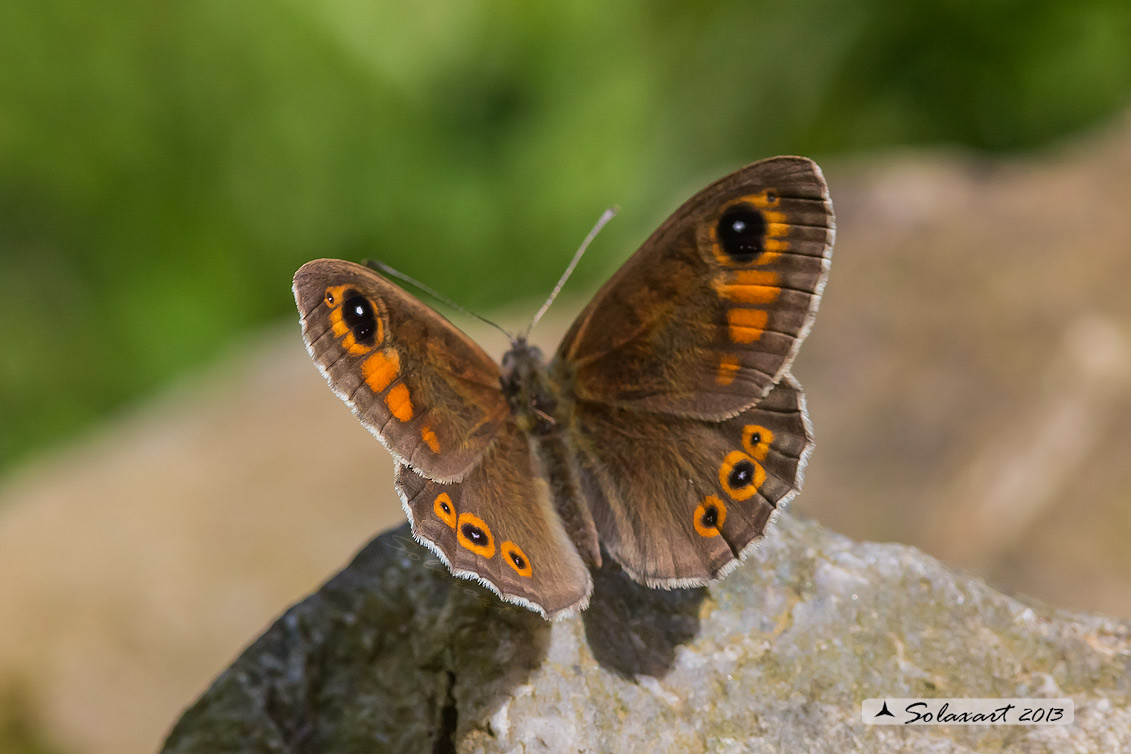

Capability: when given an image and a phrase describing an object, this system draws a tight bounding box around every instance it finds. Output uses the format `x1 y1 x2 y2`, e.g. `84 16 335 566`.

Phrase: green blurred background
3 0 1131 475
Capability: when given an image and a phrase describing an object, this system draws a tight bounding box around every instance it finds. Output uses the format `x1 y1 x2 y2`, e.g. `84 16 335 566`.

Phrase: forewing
555 157 834 419
568 374 811 586
396 422 593 619
294 259 508 482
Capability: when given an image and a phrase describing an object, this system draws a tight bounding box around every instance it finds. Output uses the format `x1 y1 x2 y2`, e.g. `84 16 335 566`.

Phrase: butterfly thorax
501 338 562 436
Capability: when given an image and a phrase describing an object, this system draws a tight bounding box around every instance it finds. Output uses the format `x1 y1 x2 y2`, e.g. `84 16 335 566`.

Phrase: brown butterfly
293 156 834 619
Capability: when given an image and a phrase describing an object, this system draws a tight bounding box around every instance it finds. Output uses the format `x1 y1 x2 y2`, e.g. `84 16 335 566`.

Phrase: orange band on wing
727 309 769 343
341 331 375 356
764 210 788 235
362 349 400 393
748 189 781 209
421 425 440 453
385 383 414 422
329 305 349 339
757 210 791 265
716 354 741 386
714 270 781 304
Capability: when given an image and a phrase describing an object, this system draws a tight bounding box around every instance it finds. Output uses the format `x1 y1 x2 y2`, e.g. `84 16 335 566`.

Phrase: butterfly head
501 337 558 434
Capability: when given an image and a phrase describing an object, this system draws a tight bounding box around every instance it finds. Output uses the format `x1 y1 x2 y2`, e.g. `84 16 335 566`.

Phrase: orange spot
719 450 765 501
727 309 769 343
362 349 400 393
716 354 741 386
763 209 787 229
742 424 774 460
757 215 791 265
341 331 374 356
433 493 456 528
385 383 414 422
694 495 728 538
714 270 781 304
324 285 349 308
456 512 495 558
421 425 440 453
750 189 781 209
328 305 349 339
501 541 533 578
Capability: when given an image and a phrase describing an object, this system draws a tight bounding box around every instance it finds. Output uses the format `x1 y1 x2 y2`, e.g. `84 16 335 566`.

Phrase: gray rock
160 514 1131 753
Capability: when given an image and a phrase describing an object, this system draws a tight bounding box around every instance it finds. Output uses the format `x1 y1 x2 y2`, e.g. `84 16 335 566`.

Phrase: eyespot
341 291 379 346
501 541 532 578
719 449 765 501
456 512 496 558
694 495 727 538
433 493 456 528
742 424 774 460
716 204 766 264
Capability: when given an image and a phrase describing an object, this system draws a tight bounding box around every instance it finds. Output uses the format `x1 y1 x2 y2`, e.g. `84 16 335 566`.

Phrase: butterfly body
500 339 557 435
295 156 834 619
500 338 605 568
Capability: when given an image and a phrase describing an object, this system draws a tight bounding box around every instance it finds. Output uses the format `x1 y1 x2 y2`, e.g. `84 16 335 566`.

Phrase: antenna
362 259 513 341
522 206 618 339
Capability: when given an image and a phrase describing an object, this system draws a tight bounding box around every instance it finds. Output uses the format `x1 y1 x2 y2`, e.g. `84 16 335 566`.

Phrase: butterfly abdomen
530 431 602 569
499 338 602 568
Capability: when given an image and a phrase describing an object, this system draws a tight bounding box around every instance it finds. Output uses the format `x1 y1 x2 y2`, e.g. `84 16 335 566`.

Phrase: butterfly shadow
582 554 708 681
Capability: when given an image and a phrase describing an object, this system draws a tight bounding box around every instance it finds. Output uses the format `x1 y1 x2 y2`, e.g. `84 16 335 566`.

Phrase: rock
161 515 1131 753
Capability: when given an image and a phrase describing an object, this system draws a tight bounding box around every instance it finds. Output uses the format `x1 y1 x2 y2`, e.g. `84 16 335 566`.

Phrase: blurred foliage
0 684 69 754
1 0 1130 473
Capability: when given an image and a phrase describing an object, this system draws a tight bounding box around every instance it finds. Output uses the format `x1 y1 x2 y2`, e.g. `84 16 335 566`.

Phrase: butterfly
293 156 834 619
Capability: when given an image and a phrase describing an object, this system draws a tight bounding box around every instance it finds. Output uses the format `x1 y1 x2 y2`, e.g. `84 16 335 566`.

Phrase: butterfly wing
554 156 834 420
294 259 509 482
297 261 590 617
566 373 811 585
396 421 593 618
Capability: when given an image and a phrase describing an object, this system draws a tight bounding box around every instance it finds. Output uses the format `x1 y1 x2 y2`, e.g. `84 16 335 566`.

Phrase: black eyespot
341 291 378 345
728 459 756 489
461 523 487 545
765 191 777 203
717 204 766 263
749 431 761 446
510 551 526 569
325 290 336 306
700 504 719 528
440 501 451 515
